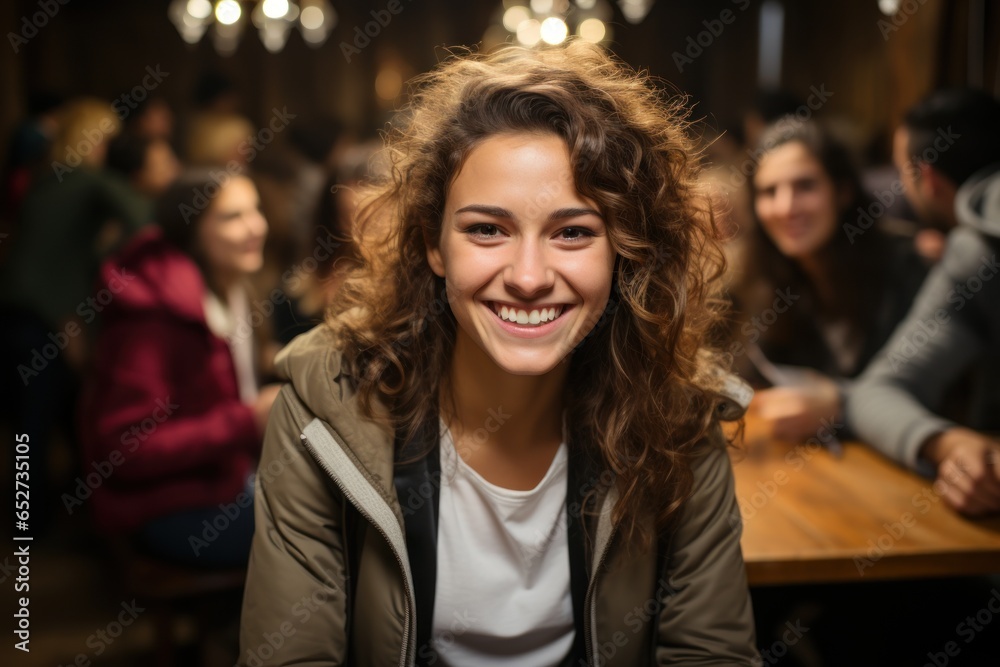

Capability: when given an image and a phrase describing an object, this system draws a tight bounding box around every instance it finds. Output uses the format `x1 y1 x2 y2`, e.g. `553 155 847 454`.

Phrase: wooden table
730 434 1000 586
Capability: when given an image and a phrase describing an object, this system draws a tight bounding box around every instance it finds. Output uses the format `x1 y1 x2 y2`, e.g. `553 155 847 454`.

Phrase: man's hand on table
921 427 1000 516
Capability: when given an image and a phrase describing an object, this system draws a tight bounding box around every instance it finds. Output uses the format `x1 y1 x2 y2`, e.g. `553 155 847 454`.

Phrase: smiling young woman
239 41 758 666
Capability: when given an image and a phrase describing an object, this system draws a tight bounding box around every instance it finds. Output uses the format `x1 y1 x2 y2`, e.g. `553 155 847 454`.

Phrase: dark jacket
238 323 759 666
0 167 150 330
78 226 260 533
748 233 929 383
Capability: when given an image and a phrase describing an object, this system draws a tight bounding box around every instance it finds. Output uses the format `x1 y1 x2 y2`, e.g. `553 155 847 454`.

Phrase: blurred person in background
182 71 254 168
284 115 348 257
1 90 64 230
847 88 1000 516
0 97 149 533
186 112 256 169
271 139 374 344
250 115 348 323
105 132 181 202
730 121 927 444
742 88 805 154
78 169 281 565
124 95 176 144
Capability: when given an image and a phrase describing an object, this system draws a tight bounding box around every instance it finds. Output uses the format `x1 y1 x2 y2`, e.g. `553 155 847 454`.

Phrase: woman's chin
486 351 567 377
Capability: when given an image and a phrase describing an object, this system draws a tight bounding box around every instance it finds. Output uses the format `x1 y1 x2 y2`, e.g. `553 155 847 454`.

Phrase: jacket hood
274 322 753 428
274 323 358 427
101 225 206 323
956 162 1000 238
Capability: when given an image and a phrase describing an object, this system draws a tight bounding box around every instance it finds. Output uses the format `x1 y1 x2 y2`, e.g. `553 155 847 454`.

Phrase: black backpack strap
562 445 591 666
646 530 675 664
342 499 363 665
393 414 441 666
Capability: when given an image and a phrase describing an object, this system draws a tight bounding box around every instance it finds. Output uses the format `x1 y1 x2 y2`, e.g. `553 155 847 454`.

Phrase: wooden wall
1 0 996 161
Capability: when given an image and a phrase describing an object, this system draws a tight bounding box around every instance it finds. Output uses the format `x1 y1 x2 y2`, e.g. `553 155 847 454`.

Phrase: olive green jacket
239 324 758 666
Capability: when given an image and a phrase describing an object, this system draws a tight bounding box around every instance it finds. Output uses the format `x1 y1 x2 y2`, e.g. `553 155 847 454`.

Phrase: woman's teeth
492 303 564 326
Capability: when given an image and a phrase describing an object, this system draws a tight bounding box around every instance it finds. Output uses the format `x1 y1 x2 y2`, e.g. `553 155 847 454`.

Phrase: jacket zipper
299 432 415 667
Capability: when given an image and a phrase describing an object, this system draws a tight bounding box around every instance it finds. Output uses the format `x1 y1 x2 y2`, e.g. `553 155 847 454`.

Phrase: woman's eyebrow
548 207 603 221
454 204 513 218
454 204 603 221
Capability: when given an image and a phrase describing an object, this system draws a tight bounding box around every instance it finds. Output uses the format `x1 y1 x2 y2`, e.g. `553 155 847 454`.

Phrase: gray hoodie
846 163 1000 468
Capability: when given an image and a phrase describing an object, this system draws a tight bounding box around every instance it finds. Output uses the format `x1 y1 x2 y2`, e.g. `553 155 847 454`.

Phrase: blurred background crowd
0 0 999 665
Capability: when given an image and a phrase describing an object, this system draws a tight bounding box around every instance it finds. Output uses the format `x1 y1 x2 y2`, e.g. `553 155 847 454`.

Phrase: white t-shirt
203 285 258 403
431 416 574 666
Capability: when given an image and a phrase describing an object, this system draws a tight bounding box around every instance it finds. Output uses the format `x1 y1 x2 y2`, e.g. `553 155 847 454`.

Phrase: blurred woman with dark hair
731 121 928 441
79 169 281 566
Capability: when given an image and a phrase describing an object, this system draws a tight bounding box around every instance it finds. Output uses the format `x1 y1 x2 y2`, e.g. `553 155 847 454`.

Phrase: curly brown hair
328 40 731 549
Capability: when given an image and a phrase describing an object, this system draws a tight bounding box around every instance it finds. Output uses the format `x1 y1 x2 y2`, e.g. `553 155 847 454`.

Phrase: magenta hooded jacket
78 225 260 534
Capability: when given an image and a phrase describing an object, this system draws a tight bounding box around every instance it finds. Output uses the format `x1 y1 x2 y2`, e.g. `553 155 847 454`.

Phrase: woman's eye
559 227 593 241
466 224 502 239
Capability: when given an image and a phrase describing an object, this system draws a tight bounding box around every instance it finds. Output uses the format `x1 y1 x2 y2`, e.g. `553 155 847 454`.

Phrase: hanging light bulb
262 0 290 19
187 0 213 20
299 0 336 47
169 0 211 44
503 5 531 31
215 0 242 25
516 18 542 46
618 0 654 24
539 16 568 44
578 18 606 43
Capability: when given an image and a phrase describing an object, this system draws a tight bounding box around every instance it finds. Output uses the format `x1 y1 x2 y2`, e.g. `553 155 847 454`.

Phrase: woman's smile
486 301 568 325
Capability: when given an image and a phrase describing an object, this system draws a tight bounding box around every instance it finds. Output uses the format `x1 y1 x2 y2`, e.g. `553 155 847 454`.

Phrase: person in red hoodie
79 168 281 567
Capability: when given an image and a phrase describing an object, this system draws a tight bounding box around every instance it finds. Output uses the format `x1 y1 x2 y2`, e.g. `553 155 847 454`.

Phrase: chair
109 537 247 667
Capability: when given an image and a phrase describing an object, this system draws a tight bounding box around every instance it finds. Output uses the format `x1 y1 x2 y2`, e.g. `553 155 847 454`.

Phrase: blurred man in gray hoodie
847 89 1000 516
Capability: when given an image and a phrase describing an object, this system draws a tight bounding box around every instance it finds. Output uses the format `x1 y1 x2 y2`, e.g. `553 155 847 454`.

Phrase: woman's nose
248 209 268 237
772 185 796 217
503 240 555 297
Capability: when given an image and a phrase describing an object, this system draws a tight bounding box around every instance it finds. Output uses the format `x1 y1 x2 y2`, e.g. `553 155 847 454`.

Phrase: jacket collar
275 323 400 506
